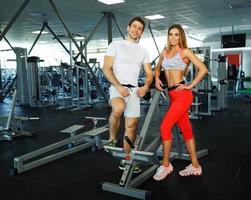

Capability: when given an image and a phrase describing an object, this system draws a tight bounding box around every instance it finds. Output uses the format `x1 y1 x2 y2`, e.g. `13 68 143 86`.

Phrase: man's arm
102 55 130 97
137 62 153 97
102 55 120 87
143 62 153 89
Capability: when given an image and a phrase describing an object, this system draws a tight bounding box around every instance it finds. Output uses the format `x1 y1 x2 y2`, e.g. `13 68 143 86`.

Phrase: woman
153 24 208 181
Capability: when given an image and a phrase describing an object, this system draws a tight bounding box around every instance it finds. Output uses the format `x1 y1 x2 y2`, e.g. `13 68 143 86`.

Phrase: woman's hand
175 83 192 91
155 77 164 91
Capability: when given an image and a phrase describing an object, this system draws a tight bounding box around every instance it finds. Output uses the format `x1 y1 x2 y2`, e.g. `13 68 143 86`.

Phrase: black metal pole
48 0 80 52
3 35 15 52
148 23 160 55
28 23 46 55
74 12 107 61
112 15 125 40
45 23 70 55
0 0 31 42
0 63 2 92
107 12 113 45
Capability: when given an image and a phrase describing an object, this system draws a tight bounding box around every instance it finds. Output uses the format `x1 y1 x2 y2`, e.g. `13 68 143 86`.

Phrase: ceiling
0 0 251 48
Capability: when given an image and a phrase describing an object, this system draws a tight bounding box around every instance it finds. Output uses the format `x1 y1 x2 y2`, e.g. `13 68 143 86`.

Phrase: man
102 17 153 173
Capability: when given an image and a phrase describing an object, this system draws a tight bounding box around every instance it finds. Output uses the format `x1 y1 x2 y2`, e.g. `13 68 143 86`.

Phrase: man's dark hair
128 17 145 32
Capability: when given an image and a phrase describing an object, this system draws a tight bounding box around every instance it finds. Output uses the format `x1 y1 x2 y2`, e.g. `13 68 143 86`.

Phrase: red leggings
160 89 194 141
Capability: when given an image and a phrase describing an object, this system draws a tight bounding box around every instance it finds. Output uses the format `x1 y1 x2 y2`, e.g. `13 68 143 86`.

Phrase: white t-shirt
105 40 150 86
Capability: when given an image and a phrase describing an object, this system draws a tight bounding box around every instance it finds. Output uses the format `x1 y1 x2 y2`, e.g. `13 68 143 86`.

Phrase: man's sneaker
153 163 173 181
107 140 117 147
119 160 126 170
133 164 141 174
104 140 117 152
119 160 142 174
179 164 202 176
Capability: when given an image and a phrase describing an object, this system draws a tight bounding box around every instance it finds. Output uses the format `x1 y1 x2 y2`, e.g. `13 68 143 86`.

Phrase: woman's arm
181 48 208 89
154 51 164 91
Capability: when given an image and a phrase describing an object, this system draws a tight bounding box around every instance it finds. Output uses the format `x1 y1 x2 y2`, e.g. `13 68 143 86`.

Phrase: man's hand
117 85 130 97
155 77 164 91
137 85 149 97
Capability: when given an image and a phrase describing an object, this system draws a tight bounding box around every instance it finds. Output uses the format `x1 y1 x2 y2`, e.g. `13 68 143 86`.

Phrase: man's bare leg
109 98 125 141
124 117 139 154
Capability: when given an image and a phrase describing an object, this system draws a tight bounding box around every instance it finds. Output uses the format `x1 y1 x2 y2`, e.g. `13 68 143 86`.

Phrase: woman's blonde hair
167 24 188 50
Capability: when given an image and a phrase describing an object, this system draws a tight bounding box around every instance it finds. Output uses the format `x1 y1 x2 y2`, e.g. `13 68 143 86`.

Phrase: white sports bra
162 51 187 71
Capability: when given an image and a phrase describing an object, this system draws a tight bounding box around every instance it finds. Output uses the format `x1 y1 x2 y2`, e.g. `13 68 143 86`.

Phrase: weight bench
12 124 109 175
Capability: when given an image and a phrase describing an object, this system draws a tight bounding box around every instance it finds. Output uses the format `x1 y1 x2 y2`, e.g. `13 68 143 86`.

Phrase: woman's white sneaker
153 163 173 181
179 164 202 176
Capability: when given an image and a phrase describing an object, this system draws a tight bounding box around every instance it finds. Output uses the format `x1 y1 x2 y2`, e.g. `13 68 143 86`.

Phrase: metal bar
105 146 157 164
6 89 17 129
196 149 209 158
130 165 158 187
151 54 160 65
0 62 2 91
102 182 150 200
148 23 160 55
74 13 107 61
14 125 108 161
120 164 134 187
15 142 94 174
45 23 70 54
107 12 113 44
0 0 31 41
173 126 183 156
28 23 46 55
170 152 190 160
13 125 108 173
131 150 157 163
138 91 161 150
112 15 125 39
48 0 80 54
3 35 15 52
84 66 89 106
144 135 161 152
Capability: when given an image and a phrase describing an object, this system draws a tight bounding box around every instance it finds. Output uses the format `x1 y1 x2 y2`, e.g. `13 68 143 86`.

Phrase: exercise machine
0 88 38 141
12 116 108 174
189 47 213 119
101 82 209 200
211 55 228 111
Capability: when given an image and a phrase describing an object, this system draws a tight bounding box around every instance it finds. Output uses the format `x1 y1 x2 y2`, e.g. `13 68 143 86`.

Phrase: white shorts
109 85 140 118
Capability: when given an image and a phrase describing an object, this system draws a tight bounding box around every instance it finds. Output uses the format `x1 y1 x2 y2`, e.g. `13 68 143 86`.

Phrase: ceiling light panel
145 14 165 20
97 0 125 5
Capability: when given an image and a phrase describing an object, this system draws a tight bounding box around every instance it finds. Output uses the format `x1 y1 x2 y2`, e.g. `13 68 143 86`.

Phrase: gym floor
0 96 251 200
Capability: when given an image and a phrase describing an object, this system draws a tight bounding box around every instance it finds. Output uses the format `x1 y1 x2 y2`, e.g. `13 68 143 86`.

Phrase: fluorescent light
32 31 48 34
74 36 85 40
29 12 47 17
182 25 189 29
97 0 125 5
145 14 165 20
212 47 251 52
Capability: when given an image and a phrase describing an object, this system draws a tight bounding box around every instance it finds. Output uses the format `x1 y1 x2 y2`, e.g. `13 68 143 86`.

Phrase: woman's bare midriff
165 69 184 87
